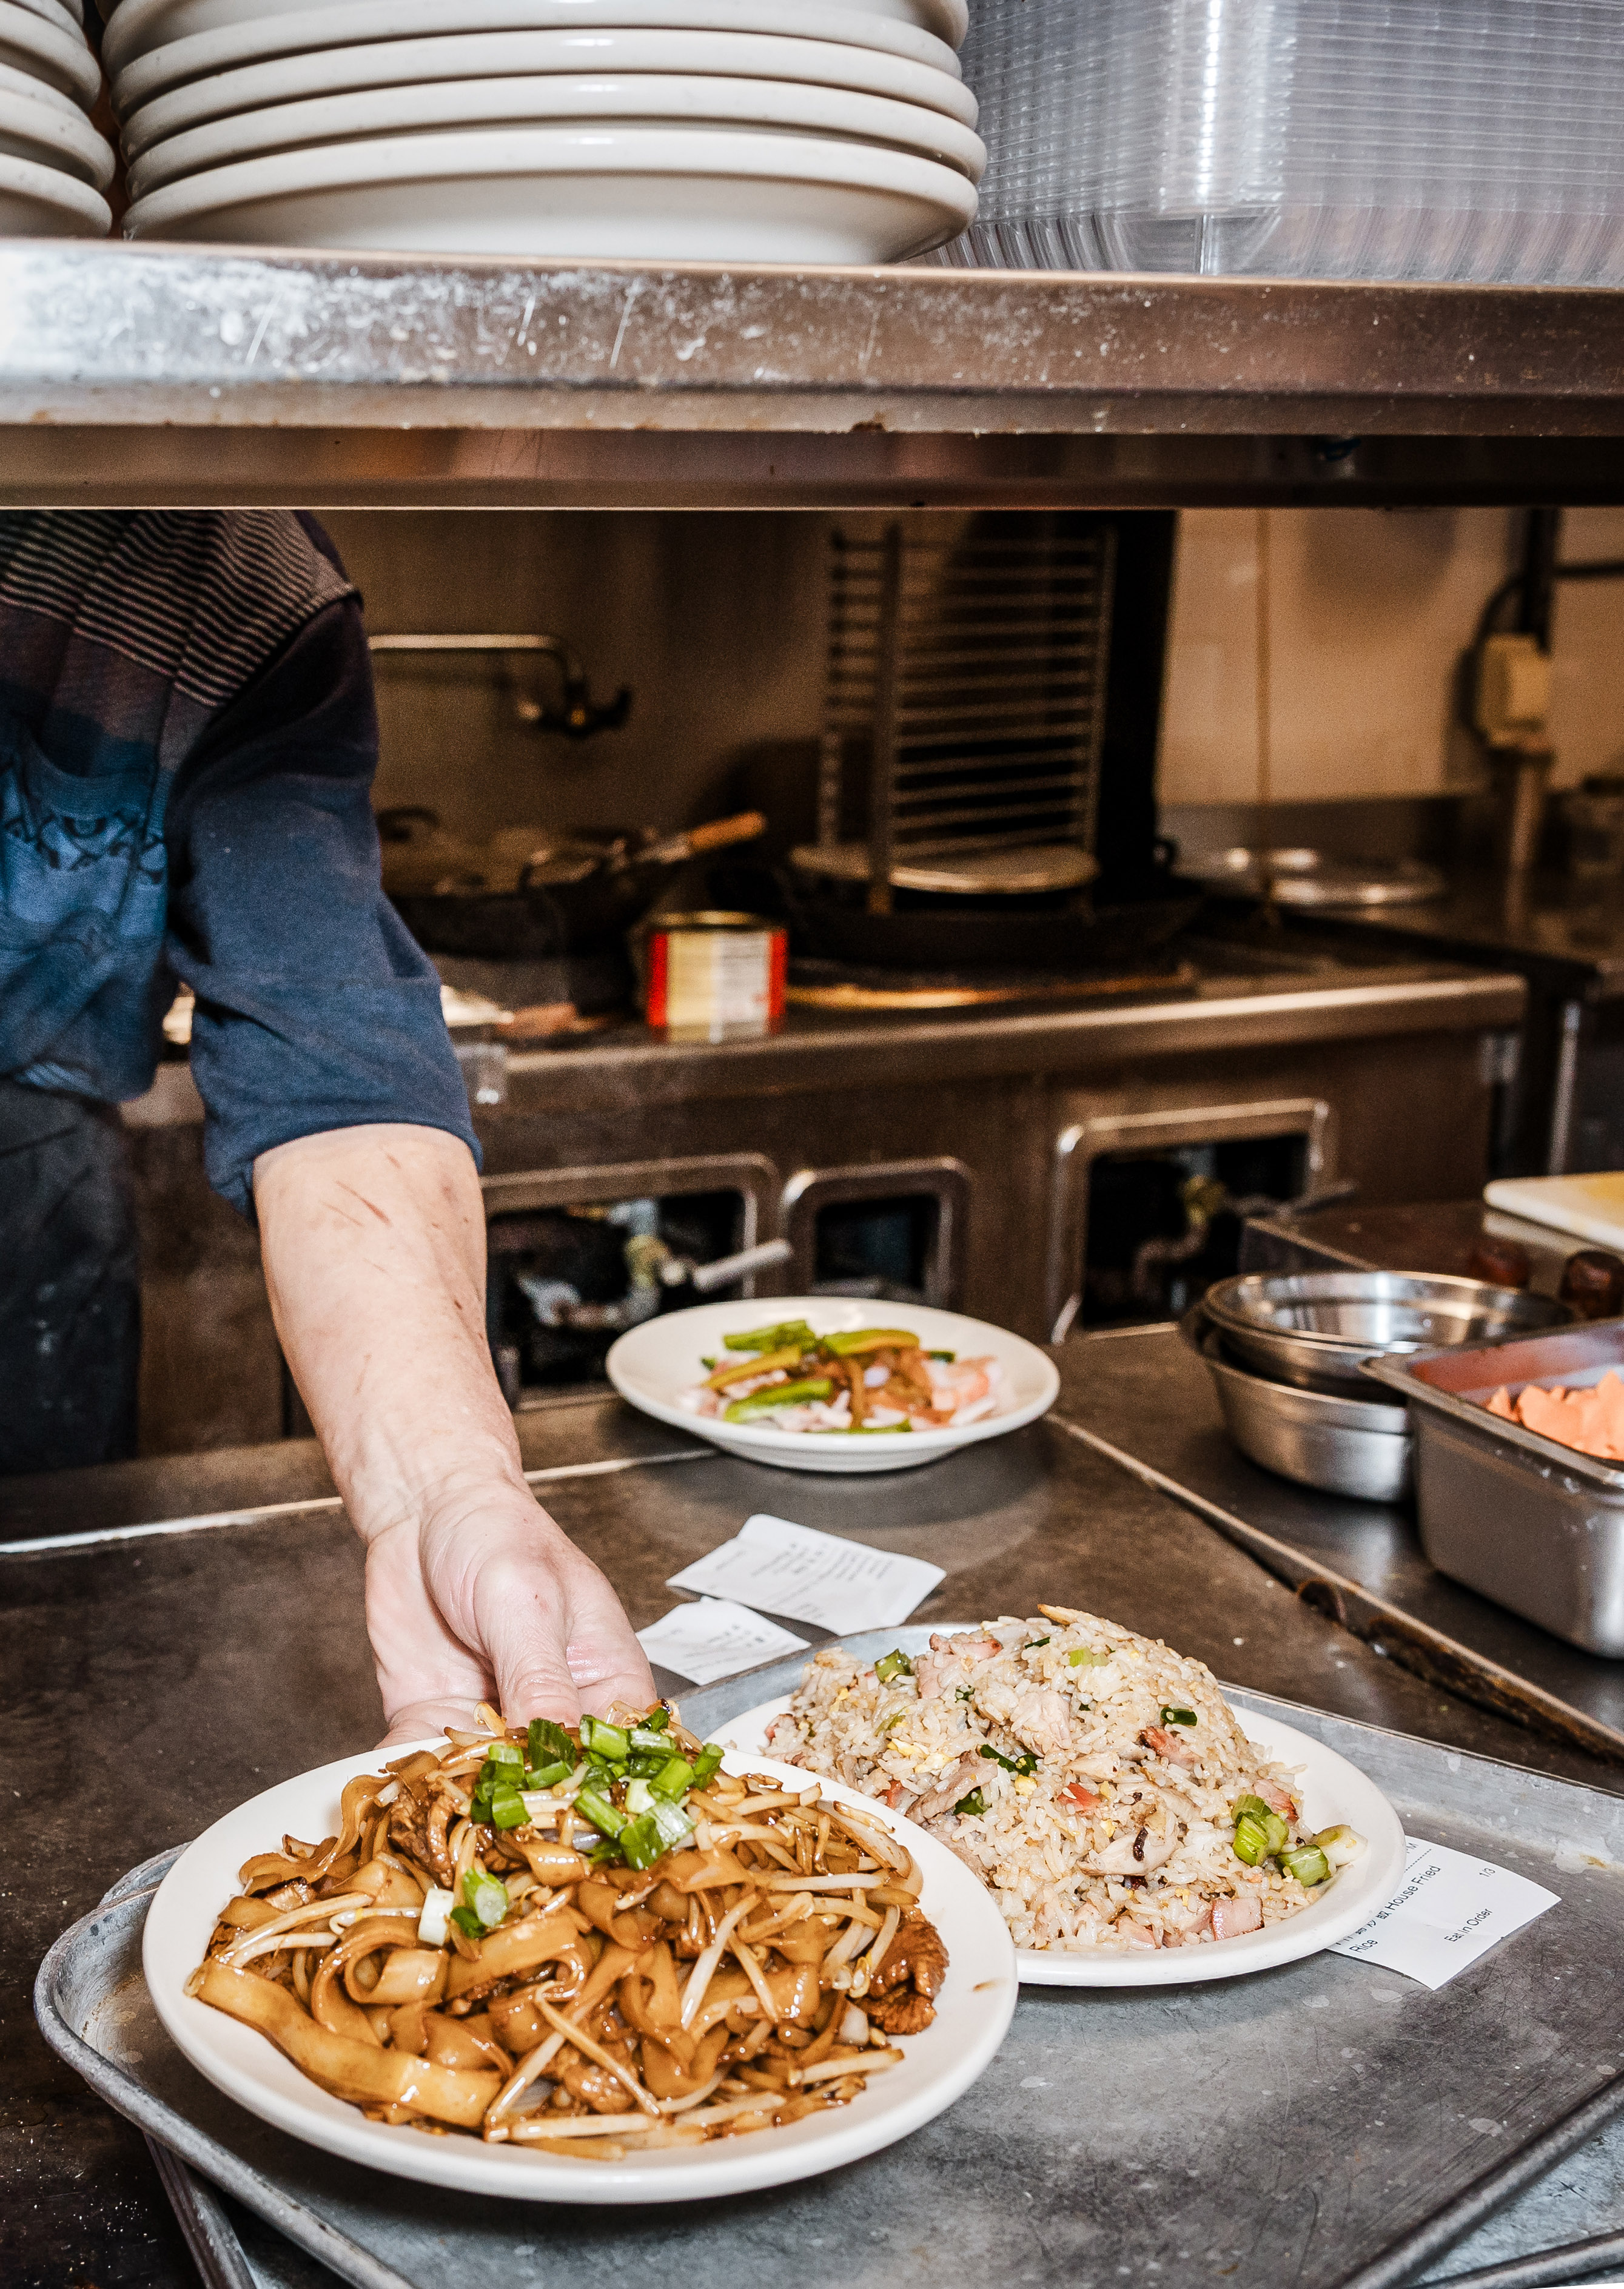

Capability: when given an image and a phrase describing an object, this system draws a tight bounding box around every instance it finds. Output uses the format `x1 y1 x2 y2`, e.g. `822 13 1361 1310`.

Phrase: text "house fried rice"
765 1609 1364 1954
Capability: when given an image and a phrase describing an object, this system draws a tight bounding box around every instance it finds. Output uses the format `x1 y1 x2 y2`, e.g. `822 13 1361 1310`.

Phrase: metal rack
5 244 1624 507
811 515 1115 906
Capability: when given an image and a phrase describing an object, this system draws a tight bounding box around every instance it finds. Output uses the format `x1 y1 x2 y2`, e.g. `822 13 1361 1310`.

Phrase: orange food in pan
1486 1368 1624 1460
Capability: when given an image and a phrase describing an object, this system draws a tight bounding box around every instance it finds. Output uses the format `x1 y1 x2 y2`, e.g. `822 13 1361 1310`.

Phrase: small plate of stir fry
606 1296 1061 1473
143 1705 1016 2203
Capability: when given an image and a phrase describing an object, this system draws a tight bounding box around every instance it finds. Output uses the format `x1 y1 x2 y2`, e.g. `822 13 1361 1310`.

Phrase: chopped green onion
522 1758 571 1793
489 1789 529 1831
579 1717 630 1763
1232 1812 1270 1866
1231 1793 1272 1826
528 1718 577 1772
1281 1846 1331 1886
690 1743 725 1787
575 1785 626 1839
979 1743 1038 1776
649 1755 695 1801
927 1350 956 1362
462 1869 509 1929
1026 1637 1050 1652
955 1787 988 1818
956 1687 973 1702
650 1798 695 1849
485 1739 522 1766
1069 1649 1111 1668
1260 1811 1289 1858
874 1650 914 1684
880 1710 910 1733
1313 1824 1366 1870
1159 1706 1198 1727
624 1752 668 1778
623 1777 654 1817
629 1724 672 1753
449 1905 484 1940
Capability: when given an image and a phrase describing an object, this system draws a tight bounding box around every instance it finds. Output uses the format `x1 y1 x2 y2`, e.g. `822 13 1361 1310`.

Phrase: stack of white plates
0 0 112 233
104 0 981 260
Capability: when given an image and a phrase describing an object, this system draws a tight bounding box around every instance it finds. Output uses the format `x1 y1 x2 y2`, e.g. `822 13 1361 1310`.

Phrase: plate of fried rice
710 1610 1406 1986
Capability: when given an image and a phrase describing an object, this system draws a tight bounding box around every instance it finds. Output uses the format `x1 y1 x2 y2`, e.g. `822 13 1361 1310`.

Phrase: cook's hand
365 1487 656 1750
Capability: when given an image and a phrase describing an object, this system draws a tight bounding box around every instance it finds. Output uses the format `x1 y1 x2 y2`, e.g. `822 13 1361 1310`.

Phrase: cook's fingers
471 1548 589 1727
365 1521 492 1730
376 1696 489 1752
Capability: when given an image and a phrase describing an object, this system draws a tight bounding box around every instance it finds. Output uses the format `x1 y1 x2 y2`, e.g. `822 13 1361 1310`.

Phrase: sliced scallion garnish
955 1787 987 1818
874 1650 914 1684
1159 1706 1198 1727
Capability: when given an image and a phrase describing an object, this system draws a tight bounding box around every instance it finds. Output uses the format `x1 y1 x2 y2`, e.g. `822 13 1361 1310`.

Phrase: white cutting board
1485 1172 1624 1249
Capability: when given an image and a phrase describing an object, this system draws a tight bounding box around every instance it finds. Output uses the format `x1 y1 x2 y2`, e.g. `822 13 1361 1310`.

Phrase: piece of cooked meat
866 1988 938 2035
869 1906 950 2003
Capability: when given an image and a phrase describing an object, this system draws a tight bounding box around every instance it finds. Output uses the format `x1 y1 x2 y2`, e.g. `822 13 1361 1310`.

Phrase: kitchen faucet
366 631 632 740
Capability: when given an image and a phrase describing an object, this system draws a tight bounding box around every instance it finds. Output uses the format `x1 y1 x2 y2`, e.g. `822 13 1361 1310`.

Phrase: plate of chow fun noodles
143 1704 1016 2202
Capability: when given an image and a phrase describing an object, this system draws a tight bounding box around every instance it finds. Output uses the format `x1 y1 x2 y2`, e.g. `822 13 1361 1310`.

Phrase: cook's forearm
253 1123 525 1539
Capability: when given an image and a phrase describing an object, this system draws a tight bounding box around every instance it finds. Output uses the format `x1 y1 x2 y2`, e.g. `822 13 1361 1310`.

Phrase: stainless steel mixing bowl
1184 1314 1414 1503
1202 1271 1570 1399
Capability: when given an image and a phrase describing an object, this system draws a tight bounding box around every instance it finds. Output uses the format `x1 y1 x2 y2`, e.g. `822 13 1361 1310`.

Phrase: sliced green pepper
723 1377 833 1422
823 1328 919 1356
722 1320 816 1354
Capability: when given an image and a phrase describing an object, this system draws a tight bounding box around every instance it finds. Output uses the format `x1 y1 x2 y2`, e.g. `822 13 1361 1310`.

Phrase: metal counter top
115 948 1526 1131
1300 873 1624 1003
8 246 1624 507
7 1382 1622 2284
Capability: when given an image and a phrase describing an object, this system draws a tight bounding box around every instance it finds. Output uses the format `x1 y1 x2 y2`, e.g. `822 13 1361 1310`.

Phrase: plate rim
127 71 988 200
714 1693 1409 1988
109 0 965 110
141 1739 1018 2206
122 119 981 238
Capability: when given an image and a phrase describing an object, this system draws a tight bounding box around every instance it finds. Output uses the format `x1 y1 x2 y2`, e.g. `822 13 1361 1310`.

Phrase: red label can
645 911 787 1043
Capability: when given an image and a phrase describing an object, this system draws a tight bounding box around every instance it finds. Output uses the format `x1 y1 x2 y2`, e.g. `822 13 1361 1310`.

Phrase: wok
779 869 1206 974
380 808 764 960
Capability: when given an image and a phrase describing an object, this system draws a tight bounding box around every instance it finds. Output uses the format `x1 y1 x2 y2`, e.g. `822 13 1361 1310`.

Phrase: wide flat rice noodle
198 1962 499 2127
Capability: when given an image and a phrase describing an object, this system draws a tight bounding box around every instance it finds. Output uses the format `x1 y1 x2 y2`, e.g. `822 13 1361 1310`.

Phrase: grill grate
816 514 1117 906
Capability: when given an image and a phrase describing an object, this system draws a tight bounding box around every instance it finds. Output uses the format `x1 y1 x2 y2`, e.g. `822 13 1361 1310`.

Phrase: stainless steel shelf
7 241 1624 506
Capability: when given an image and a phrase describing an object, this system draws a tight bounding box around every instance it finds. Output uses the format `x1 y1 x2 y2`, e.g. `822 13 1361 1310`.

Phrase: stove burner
785 957 1197 1012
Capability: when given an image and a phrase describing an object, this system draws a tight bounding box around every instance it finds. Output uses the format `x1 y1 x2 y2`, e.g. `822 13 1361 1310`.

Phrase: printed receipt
666 1513 945 1636
636 1598 809 1687
1331 1836 1559 1990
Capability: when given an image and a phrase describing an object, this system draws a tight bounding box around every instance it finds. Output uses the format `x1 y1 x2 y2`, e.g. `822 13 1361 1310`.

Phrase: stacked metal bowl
1187 1271 1571 1503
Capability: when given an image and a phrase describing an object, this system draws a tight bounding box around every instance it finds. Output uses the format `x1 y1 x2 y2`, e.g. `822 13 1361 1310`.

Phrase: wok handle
643 812 767 866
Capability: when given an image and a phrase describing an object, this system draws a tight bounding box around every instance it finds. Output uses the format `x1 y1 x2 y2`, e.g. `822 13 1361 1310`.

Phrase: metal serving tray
33 1644 1624 2289
1365 1318 1624 1657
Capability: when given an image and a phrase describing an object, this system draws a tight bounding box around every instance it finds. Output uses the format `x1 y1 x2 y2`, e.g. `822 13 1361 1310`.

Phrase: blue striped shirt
0 511 477 1214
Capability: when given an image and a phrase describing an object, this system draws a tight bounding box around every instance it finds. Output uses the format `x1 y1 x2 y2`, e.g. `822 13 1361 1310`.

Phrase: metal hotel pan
1364 1316 1624 1657
33 1668 1624 2289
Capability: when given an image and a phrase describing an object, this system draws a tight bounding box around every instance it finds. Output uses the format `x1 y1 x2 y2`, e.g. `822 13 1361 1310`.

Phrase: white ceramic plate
128 70 987 199
606 1297 1061 1476
122 123 977 260
122 28 976 164
0 0 99 107
0 143 108 226
0 50 86 114
143 1743 1018 2205
716 1695 1409 1984
109 0 964 109
0 82 113 183
12 0 84 38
